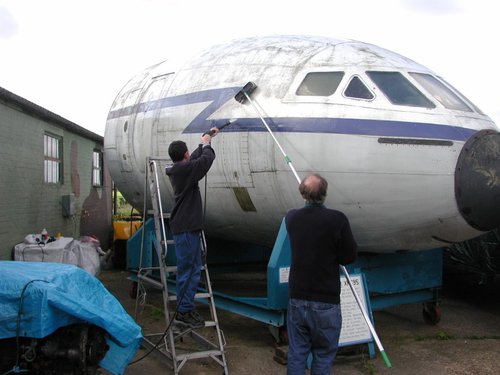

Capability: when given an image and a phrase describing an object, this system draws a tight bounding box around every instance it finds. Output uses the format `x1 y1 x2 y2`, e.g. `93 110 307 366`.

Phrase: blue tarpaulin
0 261 142 375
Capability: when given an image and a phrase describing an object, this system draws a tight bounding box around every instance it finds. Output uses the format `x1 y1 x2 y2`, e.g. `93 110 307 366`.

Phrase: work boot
174 310 204 329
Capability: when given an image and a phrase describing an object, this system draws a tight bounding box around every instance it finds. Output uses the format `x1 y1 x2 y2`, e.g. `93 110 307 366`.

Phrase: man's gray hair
299 174 328 204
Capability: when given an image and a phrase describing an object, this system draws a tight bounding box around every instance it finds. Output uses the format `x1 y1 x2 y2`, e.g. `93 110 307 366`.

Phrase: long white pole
242 91 392 368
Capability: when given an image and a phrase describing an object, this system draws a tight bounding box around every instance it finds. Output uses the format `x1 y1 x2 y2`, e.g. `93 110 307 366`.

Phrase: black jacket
165 144 215 234
285 204 357 304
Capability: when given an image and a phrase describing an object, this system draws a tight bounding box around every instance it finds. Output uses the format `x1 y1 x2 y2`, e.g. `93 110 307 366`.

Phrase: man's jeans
172 231 202 313
287 298 342 375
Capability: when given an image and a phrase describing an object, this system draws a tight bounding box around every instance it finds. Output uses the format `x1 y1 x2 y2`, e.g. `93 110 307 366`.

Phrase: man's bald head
299 174 328 204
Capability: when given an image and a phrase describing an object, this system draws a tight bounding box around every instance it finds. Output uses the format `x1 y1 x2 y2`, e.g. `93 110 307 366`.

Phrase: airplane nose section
455 129 500 231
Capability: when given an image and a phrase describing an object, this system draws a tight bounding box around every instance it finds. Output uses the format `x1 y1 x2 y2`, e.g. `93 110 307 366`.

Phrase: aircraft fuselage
105 36 500 252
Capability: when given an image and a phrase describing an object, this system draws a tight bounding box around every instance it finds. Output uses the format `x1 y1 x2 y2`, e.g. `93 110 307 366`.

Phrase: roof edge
0 86 103 143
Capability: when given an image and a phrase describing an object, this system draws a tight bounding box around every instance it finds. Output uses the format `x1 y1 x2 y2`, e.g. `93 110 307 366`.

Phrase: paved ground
98 267 500 375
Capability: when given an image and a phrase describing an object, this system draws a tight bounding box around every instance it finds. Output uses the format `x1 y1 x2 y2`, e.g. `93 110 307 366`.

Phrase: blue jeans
172 231 202 313
287 298 342 375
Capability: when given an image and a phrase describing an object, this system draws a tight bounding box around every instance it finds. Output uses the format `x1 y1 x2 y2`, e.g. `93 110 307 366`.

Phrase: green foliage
362 356 377 374
445 228 500 283
436 331 453 340
151 307 164 321
112 190 139 220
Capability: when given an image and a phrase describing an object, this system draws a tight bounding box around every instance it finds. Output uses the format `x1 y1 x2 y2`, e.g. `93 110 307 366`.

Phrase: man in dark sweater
285 174 357 375
165 128 218 329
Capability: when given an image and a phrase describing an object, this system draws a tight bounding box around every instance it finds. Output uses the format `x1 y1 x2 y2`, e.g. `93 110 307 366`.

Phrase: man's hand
201 127 219 144
201 134 211 144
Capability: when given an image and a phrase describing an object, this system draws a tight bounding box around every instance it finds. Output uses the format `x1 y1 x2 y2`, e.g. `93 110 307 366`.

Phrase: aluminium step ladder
134 157 228 374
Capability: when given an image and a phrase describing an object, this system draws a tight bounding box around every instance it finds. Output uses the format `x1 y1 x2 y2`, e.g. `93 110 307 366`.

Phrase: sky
0 0 499 136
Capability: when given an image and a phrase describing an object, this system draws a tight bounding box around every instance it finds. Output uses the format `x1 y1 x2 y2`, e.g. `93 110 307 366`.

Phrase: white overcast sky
1 0 498 136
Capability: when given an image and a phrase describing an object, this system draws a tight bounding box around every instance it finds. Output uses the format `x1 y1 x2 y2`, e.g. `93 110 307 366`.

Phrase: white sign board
279 267 290 284
278 268 373 347
338 274 373 346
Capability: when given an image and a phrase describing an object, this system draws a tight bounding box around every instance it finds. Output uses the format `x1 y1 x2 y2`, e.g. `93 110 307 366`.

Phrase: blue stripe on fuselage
184 117 477 141
107 87 478 141
106 87 241 120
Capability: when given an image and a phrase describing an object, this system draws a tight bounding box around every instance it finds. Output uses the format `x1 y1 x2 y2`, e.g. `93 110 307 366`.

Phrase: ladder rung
175 350 224 362
167 292 211 301
164 265 206 273
137 266 163 272
194 292 211 299
146 210 171 218
137 274 164 290
177 320 217 328
170 321 217 333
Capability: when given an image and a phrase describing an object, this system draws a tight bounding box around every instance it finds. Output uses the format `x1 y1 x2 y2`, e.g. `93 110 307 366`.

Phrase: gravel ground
98 267 500 375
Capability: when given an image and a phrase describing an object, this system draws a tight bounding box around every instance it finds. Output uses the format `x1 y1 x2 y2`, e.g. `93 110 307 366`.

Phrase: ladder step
146 210 171 218
170 321 217 332
137 274 164 290
137 265 175 275
194 292 211 299
162 264 206 274
175 350 224 362
167 292 212 302
160 239 174 246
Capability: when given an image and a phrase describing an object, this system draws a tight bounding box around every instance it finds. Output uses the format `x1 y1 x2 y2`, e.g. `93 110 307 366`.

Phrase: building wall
0 99 112 259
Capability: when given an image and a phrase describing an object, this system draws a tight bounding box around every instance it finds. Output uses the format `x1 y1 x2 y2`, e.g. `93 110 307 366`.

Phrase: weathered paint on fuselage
105 36 499 252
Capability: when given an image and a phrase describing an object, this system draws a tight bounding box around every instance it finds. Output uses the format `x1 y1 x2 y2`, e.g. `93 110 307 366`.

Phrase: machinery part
455 129 500 231
268 325 288 346
422 301 442 325
273 345 288 365
129 280 138 299
0 324 109 375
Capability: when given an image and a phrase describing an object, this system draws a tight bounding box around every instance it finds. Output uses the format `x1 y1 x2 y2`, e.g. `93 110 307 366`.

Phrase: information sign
339 274 373 346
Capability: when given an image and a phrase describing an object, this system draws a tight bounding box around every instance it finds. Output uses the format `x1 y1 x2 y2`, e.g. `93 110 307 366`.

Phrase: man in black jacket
165 128 218 328
285 173 357 375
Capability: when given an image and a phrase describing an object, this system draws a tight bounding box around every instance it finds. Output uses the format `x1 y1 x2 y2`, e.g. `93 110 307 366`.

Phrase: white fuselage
105 36 499 252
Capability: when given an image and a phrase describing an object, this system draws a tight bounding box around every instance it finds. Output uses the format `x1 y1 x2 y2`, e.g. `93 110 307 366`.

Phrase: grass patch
436 331 453 340
151 307 164 321
362 356 377 374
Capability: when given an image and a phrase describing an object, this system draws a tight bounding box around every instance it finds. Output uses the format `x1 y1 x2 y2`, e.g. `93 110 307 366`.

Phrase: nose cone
455 129 500 231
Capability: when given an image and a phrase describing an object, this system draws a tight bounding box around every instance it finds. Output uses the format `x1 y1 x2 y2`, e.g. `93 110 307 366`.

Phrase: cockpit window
344 76 374 100
409 73 474 112
296 72 344 96
367 71 436 108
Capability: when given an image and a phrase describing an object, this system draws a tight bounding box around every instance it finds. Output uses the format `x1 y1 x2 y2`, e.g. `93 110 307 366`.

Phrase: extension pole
242 92 301 184
341 265 392 367
242 90 392 368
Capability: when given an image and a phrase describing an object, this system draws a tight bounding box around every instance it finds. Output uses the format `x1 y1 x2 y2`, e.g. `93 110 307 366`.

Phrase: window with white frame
44 134 62 183
92 150 103 187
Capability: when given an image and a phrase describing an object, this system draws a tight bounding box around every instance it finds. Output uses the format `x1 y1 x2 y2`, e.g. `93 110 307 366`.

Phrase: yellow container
113 220 142 241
